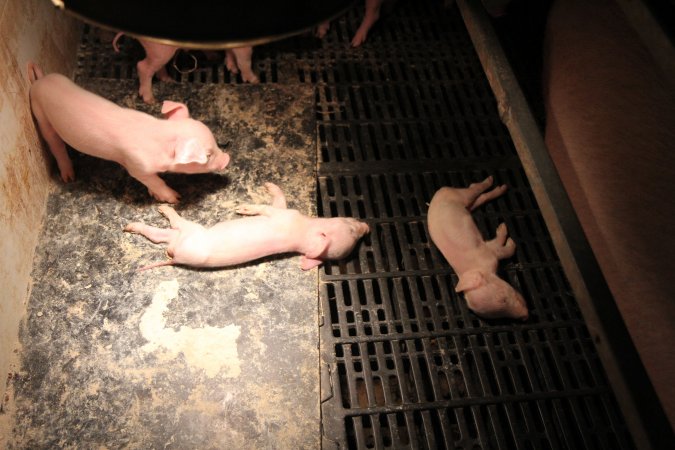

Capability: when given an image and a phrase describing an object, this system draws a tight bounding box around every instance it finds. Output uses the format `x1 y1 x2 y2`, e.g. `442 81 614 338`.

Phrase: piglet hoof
124 223 141 233
242 73 260 84
157 204 177 217
150 190 180 204
59 168 75 183
138 88 156 105
351 31 369 48
56 160 75 183
315 22 330 38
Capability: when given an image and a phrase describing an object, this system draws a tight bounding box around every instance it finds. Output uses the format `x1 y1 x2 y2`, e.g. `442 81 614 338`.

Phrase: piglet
124 182 370 270
427 176 528 320
27 63 229 204
112 33 259 104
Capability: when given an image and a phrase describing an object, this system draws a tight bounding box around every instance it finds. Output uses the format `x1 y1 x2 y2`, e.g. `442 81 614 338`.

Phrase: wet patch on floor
7 80 319 449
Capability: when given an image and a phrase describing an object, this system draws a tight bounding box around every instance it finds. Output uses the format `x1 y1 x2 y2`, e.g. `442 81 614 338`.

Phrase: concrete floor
4 80 320 449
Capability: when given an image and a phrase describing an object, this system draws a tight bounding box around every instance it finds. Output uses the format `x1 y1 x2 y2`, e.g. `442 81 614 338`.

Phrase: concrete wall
0 0 81 410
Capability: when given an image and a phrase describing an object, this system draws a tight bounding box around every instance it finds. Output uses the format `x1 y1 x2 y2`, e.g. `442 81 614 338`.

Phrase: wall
0 0 81 411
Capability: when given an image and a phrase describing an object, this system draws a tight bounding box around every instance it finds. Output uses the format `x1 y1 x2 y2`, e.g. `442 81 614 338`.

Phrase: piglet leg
486 223 516 259
351 0 383 47
157 205 191 229
463 176 507 211
316 21 331 38
130 171 181 204
225 47 259 84
34 115 75 182
124 222 177 243
137 40 177 103
236 182 287 215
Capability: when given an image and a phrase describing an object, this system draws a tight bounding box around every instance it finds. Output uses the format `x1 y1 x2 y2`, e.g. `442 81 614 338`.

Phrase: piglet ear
455 271 485 293
300 256 323 270
162 101 190 120
305 231 329 259
174 137 208 164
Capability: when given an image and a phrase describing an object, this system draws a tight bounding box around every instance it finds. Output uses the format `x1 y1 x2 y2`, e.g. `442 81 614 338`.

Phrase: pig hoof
351 32 368 47
60 170 75 183
316 23 330 38
124 223 140 233
139 89 156 104
243 74 260 84
158 205 176 216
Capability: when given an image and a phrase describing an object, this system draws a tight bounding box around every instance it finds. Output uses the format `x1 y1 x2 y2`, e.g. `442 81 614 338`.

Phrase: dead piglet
124 182 370 270
113 33 258 104
427 176 528 320
27 63 229 203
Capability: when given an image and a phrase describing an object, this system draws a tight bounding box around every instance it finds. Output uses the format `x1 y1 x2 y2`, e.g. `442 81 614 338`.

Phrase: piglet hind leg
124 222 177 243
33 113 75 182
264 182 287 209
465 176 507 211
486 223 517 259
236 182 287 215
157 205 192 229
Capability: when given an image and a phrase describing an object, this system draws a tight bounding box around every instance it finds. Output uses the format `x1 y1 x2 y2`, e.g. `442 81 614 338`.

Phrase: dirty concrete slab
7 80 319 449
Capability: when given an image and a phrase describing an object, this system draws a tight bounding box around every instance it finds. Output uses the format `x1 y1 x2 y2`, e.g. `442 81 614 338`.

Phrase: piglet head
300 217 370 270
162 101 230 174
455 270 528 320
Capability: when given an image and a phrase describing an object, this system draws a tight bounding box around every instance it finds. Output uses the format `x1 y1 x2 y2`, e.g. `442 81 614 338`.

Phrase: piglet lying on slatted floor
428 176 528 320
125 182 370 271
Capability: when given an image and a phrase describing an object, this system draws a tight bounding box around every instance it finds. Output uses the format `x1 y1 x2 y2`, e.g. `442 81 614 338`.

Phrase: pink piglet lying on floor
124 182 370 271
27 63 230 204
427 176 528 320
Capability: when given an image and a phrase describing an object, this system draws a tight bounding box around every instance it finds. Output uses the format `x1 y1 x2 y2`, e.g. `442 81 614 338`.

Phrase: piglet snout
213 151 230 172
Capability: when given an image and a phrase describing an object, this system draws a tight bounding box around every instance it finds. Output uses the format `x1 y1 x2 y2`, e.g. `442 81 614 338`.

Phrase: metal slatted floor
76 1 634 448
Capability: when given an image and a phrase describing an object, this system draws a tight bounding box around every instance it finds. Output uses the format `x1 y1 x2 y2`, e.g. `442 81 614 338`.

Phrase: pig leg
137 40 177 103
316 21 331 38
351 0 384 47
155 66 173 82
236 182 286 215
226 47 259 84
486 223 516 259
157 205 194 230
130 171 181 204
264 182 287 209
33 113 75 182
124 222 177 243
464 176 507 211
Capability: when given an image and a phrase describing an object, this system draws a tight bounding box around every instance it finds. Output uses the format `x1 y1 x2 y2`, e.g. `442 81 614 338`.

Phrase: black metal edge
454 0 673 448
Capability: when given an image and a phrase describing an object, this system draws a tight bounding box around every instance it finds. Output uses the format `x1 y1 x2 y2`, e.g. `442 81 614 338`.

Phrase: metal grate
75 1 635 448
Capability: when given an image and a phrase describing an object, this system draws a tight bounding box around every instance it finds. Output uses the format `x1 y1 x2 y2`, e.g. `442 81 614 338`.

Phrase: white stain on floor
140 279 241 378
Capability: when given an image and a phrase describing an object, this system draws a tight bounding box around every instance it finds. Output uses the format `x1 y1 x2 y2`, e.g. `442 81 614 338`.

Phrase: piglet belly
184 218 293 267
428 205 485 272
